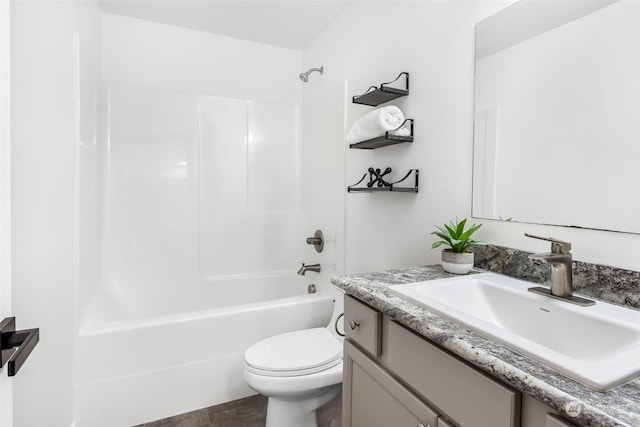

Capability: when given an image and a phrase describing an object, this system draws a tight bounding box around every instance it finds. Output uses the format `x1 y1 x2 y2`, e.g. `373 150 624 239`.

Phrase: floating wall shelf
352 72 410 106
349 119 414 150
348 168 419 193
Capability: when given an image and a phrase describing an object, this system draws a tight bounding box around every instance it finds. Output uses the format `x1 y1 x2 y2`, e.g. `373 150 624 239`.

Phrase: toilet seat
245 328 342 377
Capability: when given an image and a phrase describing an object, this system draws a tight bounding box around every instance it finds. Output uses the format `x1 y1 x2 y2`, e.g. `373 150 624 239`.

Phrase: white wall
304 1 509 274
0 1 12 425
300 75 347 279
10 1 101 426
305 0 640 274
101 13 301 103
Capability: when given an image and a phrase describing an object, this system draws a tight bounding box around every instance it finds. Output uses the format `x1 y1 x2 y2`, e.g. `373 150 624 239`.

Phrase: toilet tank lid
245 328 342 372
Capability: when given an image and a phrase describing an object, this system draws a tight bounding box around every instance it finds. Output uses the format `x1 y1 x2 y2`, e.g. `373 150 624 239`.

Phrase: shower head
299 66 324 82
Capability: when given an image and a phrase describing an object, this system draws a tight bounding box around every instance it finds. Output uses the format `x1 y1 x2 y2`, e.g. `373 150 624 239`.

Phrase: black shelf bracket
349 118 414 150
352 72 410 106
348 168 419 193
1 317 39 377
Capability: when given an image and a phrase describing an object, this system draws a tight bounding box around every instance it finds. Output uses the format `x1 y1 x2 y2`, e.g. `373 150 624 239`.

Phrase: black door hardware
0 317 39 376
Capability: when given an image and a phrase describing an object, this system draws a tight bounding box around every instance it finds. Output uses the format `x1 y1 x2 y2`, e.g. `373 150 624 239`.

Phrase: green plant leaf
430 217 489 253
455 218 467 237
431 225 447 236
458 223 482 243
431 241 449 249
444 223 457 238
431 230 452 244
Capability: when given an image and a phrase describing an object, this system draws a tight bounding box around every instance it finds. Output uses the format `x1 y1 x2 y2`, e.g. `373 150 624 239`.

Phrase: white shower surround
99 82 305 289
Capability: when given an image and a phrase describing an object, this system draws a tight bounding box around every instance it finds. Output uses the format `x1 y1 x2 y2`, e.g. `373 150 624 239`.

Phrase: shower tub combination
73 80 338 425
74 274 336 427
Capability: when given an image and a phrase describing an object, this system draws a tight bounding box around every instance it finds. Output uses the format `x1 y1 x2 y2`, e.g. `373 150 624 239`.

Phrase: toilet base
265 384 342 427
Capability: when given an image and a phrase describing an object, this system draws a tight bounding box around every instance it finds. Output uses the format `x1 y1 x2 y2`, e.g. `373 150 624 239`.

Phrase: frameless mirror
473 0 640 233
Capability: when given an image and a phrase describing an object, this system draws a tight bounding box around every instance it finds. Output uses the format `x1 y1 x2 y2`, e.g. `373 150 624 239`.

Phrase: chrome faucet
525 233 594 306
297 263 321 276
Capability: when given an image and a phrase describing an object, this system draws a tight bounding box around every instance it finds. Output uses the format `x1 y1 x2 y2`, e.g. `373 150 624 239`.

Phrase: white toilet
244 327 343 427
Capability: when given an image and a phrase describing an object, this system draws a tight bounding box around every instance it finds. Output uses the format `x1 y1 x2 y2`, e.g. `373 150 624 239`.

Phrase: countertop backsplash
471 245 640 309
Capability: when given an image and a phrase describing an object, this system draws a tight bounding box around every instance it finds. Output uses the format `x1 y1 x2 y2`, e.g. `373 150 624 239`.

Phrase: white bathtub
74 274 336 427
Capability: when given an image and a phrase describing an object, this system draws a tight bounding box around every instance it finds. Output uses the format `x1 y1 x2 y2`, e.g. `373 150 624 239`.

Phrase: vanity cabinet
343 295 517 427
343 295 582 427
344 294 591 427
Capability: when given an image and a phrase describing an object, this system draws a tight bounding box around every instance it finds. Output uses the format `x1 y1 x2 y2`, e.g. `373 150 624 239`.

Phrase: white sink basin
389 272 640 391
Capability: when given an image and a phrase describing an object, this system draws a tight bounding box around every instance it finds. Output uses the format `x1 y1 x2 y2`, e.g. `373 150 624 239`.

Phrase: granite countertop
331 265 640 427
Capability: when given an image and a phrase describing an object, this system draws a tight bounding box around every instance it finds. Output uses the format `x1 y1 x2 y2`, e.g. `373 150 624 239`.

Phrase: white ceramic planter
441 249 474 275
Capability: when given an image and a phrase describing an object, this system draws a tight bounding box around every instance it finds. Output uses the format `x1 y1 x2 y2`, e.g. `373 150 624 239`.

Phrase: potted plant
431 218 487 275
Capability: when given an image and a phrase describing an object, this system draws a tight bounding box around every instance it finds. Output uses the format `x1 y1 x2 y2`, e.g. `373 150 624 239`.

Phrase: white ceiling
99 0 354 50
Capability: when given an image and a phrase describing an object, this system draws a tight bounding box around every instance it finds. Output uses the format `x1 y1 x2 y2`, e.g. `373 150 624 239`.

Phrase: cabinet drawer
345 295 382 357
386 320 521 427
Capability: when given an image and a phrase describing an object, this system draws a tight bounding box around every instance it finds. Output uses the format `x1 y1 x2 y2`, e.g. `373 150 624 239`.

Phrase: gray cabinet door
438 418 456 427
386 319 521 427
343 340 439 427
546 414 578 427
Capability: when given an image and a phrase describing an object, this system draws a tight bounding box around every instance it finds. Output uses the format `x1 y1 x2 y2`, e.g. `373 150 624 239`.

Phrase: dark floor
136 394 268 427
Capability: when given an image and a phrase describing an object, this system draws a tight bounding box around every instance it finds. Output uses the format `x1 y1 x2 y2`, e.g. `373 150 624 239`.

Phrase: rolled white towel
346 105 410 144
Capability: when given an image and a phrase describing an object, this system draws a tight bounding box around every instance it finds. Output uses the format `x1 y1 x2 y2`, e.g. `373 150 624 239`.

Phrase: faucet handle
525 233 571 254
306 230 324 253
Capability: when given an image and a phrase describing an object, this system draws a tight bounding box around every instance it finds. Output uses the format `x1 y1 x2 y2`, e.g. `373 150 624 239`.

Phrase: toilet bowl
244 327 343 427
